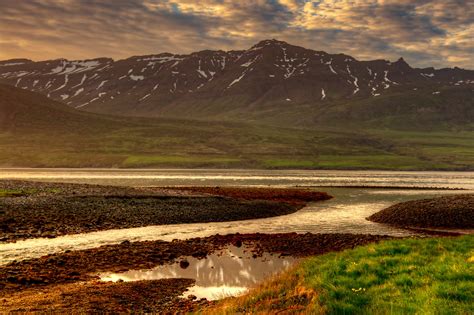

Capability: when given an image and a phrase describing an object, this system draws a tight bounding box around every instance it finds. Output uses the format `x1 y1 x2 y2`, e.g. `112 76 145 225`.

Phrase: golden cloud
0 0 471 69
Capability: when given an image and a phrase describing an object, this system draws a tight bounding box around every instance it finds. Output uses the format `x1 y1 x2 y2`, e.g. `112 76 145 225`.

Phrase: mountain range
0 40 473 170
1 39 473 128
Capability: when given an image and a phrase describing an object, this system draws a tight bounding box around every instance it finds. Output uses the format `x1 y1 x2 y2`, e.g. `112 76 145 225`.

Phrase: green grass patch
122 155 241 167
0 189 27 197
305 236 474 314
1 115 473 170
315 154 437 170
210 236 474 314
263 159 319 168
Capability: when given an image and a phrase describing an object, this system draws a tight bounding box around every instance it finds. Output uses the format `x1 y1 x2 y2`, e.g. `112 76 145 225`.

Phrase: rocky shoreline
368 194 474 229
0 180 331 243
1 233 389 313
3 180 469 313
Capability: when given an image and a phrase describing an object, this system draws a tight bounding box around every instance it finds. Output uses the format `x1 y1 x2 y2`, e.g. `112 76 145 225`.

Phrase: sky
0 0 472 69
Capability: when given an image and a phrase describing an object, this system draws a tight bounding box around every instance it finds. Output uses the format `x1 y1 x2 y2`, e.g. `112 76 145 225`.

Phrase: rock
368 194 474 228
191 251 207 258
7 276 17 283
179 260 190 269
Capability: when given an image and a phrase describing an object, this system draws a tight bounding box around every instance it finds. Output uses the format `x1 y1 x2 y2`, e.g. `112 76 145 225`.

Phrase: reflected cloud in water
100 246 296 300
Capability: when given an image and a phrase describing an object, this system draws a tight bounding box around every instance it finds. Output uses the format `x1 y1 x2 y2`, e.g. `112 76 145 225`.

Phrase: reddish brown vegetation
167 186 332 205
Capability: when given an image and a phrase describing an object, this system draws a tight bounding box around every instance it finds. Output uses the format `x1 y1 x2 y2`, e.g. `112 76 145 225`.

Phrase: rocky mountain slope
1 39 473 125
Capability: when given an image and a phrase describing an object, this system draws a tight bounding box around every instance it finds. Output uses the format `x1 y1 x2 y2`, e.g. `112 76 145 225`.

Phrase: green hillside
0 84 473 170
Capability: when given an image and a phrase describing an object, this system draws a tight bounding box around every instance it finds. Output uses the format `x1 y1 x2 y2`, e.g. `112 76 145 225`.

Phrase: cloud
0 0 472 69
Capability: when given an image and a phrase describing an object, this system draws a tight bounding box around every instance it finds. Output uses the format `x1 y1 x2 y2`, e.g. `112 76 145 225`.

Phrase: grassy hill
0 84 473 170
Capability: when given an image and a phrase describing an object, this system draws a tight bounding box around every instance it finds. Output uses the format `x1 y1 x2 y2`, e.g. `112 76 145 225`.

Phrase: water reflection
100 246 296 300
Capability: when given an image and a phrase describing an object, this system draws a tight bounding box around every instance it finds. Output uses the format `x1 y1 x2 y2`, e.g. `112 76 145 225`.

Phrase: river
0 169 473 265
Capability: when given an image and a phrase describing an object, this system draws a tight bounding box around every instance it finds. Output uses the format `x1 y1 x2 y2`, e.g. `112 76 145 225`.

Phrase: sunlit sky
1 0 472 69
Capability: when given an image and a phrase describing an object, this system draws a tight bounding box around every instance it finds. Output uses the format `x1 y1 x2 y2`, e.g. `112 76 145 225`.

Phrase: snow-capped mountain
0 39 473 118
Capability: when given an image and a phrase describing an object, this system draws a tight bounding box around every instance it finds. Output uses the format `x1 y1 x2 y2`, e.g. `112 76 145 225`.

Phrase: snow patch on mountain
51 75 69 92
241 55 260 68
228 68 251 88
130 75 144 81
384 71 399 85
421 73 435 78
0 62 26 67
97 80 108 89
139 94 151 101
73 88 84 97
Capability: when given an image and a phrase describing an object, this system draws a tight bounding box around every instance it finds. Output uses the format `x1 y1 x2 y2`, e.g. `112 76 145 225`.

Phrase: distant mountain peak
251 39 291 49
392 57 412 70
0 39 472 119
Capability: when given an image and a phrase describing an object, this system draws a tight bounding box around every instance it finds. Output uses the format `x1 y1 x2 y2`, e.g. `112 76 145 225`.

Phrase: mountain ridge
0 39 473 126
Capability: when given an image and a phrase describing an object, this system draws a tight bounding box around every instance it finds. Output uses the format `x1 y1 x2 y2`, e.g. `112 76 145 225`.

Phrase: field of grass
1 118 473 170
1 82 473 170
209 235 474 314
1 83 473 170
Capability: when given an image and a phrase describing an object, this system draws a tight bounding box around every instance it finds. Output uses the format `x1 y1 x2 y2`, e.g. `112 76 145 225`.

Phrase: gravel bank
0 180 331 242
1 279 209 314
368 194 474 229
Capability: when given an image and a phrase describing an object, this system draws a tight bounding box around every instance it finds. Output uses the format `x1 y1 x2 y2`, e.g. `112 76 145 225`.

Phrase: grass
0 189 25 197
122 155 241 167
1 121 473 170
207 236 474 314
1 84 473 170
1 82 473 170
